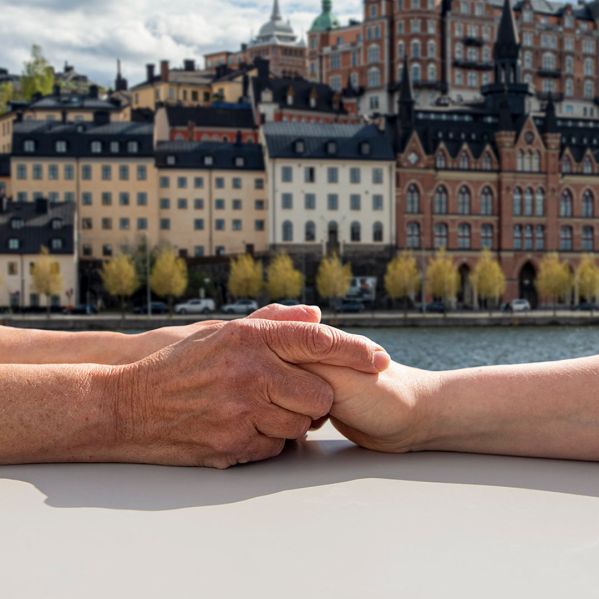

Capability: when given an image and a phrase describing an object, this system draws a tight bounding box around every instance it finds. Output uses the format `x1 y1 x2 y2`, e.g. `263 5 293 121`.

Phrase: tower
398 56 415 127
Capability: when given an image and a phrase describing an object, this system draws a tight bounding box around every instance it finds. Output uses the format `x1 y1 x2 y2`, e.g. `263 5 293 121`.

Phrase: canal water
345 326 599 371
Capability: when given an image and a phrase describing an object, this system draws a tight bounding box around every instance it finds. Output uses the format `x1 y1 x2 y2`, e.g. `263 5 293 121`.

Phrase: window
327 167 339 184
524 225 533 250
24 140 35 153
91 141 102 154
127 141 139 153
560 226 573 251
350 194 361 211
232 177 242 189
64 165 74 180
160 218 171 231
407 222 421 248
103 244 113 257
513 225 522 250
368 67 381 87
101 165 112 181
178 198 188 209
406 184 420 213
82 192 92 206
435 152 446 169
327 194 339 210
194 246 204 257
535 188 545 217
255 220 265 232
194 218 205 231
101 218 112 230
524 188 534 216
562 157 572 174
434 186 448 214
480 187 493 215
481 224 493 249
119 218 130 230
215 199 225 210
582 226 594 251
255 178 264 190
48 164 58 180
305 221 316 242
373 195 383 211
160 198 170 209
350 222 361 242
282 220 293 242
513 188 522 216
32 164 42 180
232 219 242 231
282 166 293 183
158 176 169 188
16 164 26 180
55 140 67 153
119 165 129 181
101 192 112 206
137 218 148 231
350 167 361 184
137 165 147 181
282 193 293 209
457 223 471 249
583 157 593 175
434 223 448 249
373 222 384 242
367 45 380 64
82 164 92 180
194 199 205 210
535 225 545 250
119 192 130 206
10 218 24 230
583 191 594 218
137 192 147 206
457 186 471 215
560 190 573 217
215 177 224 189
372 168 384 184
304 193 316 210
304 167 316 183
194 177 204 189
458 153 469 170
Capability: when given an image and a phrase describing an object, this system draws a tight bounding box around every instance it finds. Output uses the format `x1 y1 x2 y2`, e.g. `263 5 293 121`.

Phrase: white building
262 122 396 257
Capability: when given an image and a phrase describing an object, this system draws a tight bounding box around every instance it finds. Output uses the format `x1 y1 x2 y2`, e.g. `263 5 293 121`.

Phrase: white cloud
0 0 362 88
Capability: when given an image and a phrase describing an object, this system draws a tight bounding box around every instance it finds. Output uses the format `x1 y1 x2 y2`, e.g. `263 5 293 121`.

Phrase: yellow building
0 154 10 198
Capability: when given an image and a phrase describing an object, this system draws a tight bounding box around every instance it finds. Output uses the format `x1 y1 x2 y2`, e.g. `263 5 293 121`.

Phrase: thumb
248 303 321 323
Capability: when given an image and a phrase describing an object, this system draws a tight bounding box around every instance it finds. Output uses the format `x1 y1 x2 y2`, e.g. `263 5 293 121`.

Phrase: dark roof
0 200 75 255
263 122 395 160
0 154 10 178
29 93 123 112
155 140 265 170
165 105 256 129
12 121 154 158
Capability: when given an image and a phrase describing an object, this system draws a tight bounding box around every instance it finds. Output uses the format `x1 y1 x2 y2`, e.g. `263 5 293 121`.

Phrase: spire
493 0 521 85
496 0 519 52
115 58 128 92
271 0 282 21
544 95 558 134
399 56 415 126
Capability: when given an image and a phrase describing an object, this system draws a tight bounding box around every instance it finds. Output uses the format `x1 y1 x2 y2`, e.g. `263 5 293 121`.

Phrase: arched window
584 80 594 99
411 39 421 59
524 151 533 172
532 151 541 172
305 220 316 242
480 187 493 215
513 225 523 250
434 223 448 248
406 184 420 213
350 221 361 242
458 186 471 214
524 225 533 250
584 58 595 77
427 40 436 58
535 225 545 250
560 190 573 217
434 186 448 214
582 226 594 251
583 190 594 218
412 63 421 82
481 224 493 249
524 187 534 216
398 41 405 59
562 157 572 174
368 67 381 87
458 223 471 249
482 153 492 171
517 150 525 171
427 63 437 81
407 222 421 248
513 187 522 216
435 152 446 169
560 225 573 251
583 156 593 174
367 44 380 64
282 220 293 242
535 188 545 216
373 222 384 242
459 152 470 169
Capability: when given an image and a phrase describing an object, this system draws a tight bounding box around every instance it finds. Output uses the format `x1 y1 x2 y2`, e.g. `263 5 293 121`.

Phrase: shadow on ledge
1 438 599 511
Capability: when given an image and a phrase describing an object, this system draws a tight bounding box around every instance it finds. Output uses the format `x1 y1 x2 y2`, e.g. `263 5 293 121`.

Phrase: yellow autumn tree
536 253 573 315
316 253 352 308
470 249 506 314
228 254 263 299
384 251 420 316
31 246 64 317
426 248 459 312
266 252 303 301
101 253 139 319
575 255 599 314
150 246 189 315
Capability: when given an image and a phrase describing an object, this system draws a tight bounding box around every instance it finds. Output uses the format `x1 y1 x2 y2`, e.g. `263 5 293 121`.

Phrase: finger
261 321 390 374
248 304 321 323
255 405 312 440
265 362 334 419
239 435 286 465
310 416 329 431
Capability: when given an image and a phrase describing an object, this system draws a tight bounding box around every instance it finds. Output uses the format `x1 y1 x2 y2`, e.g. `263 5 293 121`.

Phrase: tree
20 45 54 101
0 82 13 115
426 249 458 312
150 247 188 315
228 254 263 299
384 251 420 317
101 254 139 319
266 252 303 301
31 247 63 318
575 255 599 314
536 253 573 315
470 249 506 314
316 253 352 308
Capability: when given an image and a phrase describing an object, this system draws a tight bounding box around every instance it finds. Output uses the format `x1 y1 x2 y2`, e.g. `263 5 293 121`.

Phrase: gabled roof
165 105 256 129
28 93 122 112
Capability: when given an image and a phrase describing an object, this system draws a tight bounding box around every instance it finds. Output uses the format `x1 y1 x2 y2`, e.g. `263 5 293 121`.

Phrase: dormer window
55 140 67 153
235 157 245 167
204 155 214 166
326 141 337 155
166 155 176 166
10 218 24 230
24 140 35 153
51 218 63 230
360 142 371 156
91 141 102 154
310 94 317 109
8 238 20 250
50 238 63 251
127 141 139 153
110 141 120 153
294 139 305 154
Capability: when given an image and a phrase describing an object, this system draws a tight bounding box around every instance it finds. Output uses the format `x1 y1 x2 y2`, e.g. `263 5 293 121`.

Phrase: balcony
413 80 447 92
463 36 484 47
538 68 562 79
536 91 564 102
453 59 493 71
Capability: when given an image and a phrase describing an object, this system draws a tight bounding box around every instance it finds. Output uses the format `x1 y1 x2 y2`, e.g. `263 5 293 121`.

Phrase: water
345 326 599 371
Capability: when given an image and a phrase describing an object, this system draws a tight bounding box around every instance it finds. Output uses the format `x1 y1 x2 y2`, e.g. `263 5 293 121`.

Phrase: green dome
309 0 340 33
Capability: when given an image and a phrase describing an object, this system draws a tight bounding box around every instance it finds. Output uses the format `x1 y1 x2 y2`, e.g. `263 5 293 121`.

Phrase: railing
453 59 493 71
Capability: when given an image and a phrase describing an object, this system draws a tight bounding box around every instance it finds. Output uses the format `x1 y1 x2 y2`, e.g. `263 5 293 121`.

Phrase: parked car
174 299 216 315
278 299 300 306
221 299 258 315
133 302 168 315
423 301 446 314
574 302 599 311
508 299 531 313
63 304 98 316
336 299 365 314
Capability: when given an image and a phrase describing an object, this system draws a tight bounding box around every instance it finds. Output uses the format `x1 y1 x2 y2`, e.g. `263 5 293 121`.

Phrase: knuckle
307 325 337 357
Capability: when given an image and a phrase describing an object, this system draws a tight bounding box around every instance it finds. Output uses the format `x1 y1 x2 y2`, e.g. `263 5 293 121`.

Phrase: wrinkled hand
302 361 439 453
110 317 390 468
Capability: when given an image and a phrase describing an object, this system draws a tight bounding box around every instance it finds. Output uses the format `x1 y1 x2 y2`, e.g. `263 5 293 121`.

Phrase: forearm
420 356 599 460
0 363 118 464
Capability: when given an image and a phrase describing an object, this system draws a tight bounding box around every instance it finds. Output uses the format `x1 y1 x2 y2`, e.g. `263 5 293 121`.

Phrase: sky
0 0 362 88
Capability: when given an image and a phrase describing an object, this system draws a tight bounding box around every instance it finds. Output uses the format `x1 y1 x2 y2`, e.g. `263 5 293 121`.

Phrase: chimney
89 84 99 99
160 60 170 82
61 110 67 124
35 197 48 214
184 59 196 72
93 111 110 126
146 63 155 82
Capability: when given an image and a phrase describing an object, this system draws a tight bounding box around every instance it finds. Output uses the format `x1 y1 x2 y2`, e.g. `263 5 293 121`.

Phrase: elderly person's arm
0 318 389 468
304 355 599 461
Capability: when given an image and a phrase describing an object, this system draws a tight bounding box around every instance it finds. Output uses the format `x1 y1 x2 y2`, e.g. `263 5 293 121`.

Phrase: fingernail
373 350 391 371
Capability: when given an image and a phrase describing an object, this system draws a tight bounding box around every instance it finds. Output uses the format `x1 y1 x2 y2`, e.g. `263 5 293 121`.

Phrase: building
54 62 98 95
262 122 396 258
0 198 77 309
309 0 599 118
155 141 268 257
394 0 599 306
204 0 307 79
0 154 10 198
